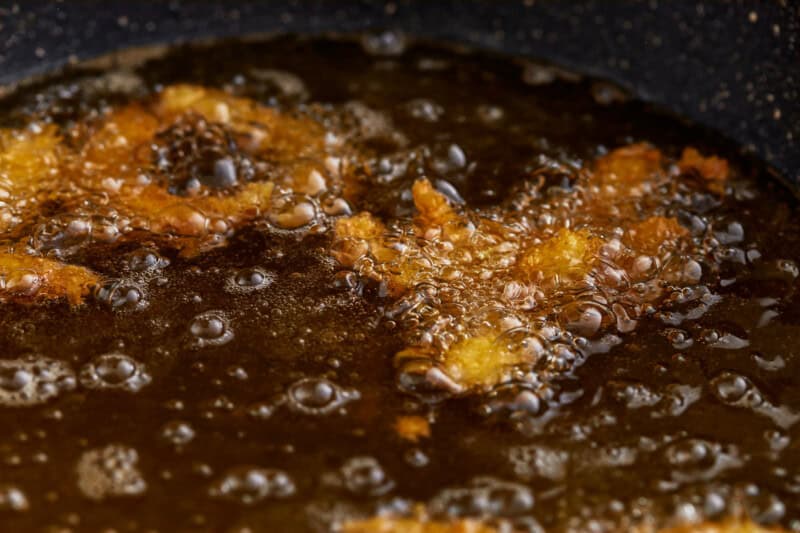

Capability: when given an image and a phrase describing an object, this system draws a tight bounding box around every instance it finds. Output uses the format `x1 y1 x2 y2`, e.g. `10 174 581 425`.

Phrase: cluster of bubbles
499 431 794 531
78 352 152 393
0 356 76 407
75 445 147 501
189 310 234 348
208 467 295 505
710 371 799 429
159 420 196 447
0 351 153 408
32 209 129 257
337 456 394 497
427 476 535 520
248 377 360 419
386 210 703 399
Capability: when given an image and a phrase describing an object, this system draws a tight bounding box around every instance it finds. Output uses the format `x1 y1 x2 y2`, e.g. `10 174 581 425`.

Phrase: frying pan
1 0 798 187
0 1 798 531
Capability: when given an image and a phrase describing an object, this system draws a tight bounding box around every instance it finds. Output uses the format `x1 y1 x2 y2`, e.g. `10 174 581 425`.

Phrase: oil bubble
208 467 295 504
664 438 742 484
79 353 151 393
269 193 318 230
506 445 568 482
710 371 757 405
481 382 547 417
361 30 406 56
0 485 29 511
93 279 146 310
406 98 444 122
428 477 534 519
285 377 360 415
225 267 275 293
1 269 41 297
127 249 169 272
0 356 76 407
340 456 394 497
190 311 234 348
76 445 147 501
160 420 196 446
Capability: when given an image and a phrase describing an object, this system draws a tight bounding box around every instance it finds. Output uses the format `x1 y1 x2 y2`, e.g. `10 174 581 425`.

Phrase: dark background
0 0 797 183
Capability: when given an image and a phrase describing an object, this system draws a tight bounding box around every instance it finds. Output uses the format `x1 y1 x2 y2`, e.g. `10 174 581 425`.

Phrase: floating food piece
0 253 99 304
594 142 663 187
653 518 784 533
440 335 528 389
333 145 727 393
625 216 689 256
0 125 63 233
517 228 600 284
0 83 366 301
394 415 431 442
679 147 730 193
412 178 459 229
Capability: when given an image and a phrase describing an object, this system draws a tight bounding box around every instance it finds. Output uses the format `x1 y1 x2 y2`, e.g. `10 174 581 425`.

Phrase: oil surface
1 36 800 532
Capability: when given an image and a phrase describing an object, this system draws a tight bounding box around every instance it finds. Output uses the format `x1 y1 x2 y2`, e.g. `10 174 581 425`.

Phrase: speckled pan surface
0 0 797 184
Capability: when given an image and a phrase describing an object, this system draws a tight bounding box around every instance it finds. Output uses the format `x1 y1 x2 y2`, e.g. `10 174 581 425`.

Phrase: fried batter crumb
0 83 363 302
0 253 99 305
440 335 529 389
625 216 689 256
679 147 730 194
595 142 663 186
394 415 431 442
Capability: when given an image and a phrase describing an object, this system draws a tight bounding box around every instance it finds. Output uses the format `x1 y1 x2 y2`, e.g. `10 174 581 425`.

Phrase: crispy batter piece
625 216 689 256
0 125 64 233
158 84 326 159
0 83 360 302
333 142 730 394
594 143 664 187
679 147 730 194
440 335 529 389
412 179 459 228
0 253 99 305
76 84 337 248
394 415 431 442
517 228 600 284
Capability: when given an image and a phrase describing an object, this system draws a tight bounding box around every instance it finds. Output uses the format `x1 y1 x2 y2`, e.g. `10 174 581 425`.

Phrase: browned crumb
0 83 362 302
679 146 730 194
394 415 431 442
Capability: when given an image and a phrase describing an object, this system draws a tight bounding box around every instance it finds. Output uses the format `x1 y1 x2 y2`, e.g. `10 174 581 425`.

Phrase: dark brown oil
1 35 799 532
